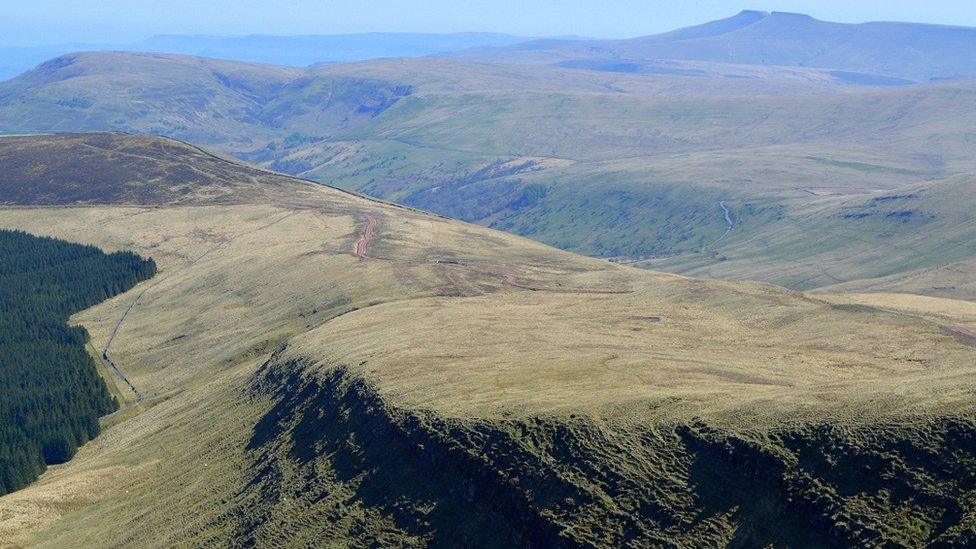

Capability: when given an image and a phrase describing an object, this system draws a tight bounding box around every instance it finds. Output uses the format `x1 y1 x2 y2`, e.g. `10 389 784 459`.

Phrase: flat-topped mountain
451 10 976 82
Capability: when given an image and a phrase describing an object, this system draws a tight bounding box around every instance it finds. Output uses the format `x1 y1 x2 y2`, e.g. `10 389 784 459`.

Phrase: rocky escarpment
227 346 976 547
680 420 976 547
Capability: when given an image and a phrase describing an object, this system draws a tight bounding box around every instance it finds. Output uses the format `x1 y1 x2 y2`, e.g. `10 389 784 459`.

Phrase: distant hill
0 133 320 205
0 32 534 81
131 32 535 67
0 50 877 151
449 10 976 82
1 51 974 297
650 176 976 299
0 52 408 151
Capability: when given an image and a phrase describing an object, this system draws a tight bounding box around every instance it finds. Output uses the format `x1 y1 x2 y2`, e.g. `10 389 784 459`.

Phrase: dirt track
943 325 976 344
101 352 141 399
101 268 155 400
99 211 302 400
354 215 377 258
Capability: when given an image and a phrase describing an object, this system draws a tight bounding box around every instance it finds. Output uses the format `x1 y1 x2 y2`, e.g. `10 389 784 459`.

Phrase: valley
1 41 973 297
0 134 974 546
1 8 976 546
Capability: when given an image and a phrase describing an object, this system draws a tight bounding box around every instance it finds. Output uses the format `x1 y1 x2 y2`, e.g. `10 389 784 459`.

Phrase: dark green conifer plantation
0 229 155 495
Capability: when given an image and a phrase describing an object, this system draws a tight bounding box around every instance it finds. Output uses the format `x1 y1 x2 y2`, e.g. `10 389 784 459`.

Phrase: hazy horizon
4 0 976 47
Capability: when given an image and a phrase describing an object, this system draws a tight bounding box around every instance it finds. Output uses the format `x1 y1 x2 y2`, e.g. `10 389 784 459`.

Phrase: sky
3 0 976 46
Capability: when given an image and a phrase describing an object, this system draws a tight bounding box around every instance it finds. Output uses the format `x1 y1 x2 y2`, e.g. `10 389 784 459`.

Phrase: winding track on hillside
942 325 976 344
100 210 301 400
354 215 377 258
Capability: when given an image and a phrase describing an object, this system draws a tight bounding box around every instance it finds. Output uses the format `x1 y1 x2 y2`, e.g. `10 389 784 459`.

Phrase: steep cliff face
237 349 976 547
680 421 976 547
236 353 569 547
2 134 974 547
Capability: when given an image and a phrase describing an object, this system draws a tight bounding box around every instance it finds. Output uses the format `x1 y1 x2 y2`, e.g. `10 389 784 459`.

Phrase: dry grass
284 280 976 422
1 192 975 545
0 135 974 545
814 292 976 329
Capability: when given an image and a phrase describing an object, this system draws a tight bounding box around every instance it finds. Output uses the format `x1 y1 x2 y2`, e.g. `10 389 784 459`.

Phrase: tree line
0 229 156 495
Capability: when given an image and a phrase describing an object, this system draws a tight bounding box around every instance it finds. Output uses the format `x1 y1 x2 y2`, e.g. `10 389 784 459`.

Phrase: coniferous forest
0 229 156 495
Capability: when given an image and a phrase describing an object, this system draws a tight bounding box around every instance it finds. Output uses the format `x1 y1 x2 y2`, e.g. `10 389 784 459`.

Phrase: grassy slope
0 133 329 205
0 135 974 546
0 53 299 149
1 52 975 294
650 177 976 297
0 52 411 151
271 81 976 266
820 258 976 300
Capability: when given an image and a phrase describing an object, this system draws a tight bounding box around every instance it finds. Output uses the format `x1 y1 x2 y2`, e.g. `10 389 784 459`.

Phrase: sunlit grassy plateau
0 134 974 547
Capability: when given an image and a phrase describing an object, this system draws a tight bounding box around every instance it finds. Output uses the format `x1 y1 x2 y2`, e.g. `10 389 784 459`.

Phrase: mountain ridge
1 132 975 546
0 31 536 81
448 10 976 81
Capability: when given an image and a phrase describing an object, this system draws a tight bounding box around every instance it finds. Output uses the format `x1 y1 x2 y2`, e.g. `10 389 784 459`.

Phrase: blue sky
3 0 976 45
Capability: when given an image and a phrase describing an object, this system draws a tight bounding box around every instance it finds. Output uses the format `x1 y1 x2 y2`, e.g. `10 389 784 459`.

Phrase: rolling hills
1 13 976 299
0 32 535 81
0 133 975 546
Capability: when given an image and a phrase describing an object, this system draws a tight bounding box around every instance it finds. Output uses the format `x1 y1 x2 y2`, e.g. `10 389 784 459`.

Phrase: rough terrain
0 134 974 547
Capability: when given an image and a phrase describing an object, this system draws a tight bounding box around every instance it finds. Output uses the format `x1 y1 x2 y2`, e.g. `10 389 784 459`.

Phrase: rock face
238 348 976 547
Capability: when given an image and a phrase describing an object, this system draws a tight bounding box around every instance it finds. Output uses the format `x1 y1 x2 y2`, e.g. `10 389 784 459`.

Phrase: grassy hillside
650 177 976 298
0 133 334 205
0 134 974 546
1 52 975 295
0 52 411 151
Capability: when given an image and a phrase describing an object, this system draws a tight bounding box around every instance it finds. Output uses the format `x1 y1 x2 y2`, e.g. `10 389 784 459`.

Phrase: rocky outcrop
232 347 976 547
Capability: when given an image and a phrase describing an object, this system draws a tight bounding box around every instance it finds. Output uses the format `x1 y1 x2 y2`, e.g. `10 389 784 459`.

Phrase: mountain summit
450 11 976 81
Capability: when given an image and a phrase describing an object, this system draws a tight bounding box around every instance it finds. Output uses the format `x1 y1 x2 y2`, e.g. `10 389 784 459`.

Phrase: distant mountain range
447 10 976 82
0 32 536 80
5 11 976 84
2 11 976 297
